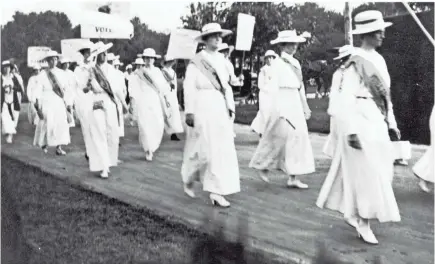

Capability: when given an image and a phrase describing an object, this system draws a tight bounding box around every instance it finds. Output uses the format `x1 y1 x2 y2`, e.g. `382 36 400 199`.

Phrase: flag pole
402 2 435 47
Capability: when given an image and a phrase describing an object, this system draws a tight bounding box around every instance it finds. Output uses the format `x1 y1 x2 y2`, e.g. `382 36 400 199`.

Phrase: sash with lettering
281 56 304 90
135 68 172 126
189 52 234 113
345 54 390 126
161 68 176 91
46 70 73 124
92 65 120 125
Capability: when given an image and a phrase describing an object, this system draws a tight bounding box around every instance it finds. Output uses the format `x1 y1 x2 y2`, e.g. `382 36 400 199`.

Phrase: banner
27 46 51 68
78 10 134 39
166 28 201 60
235 13 256 51
61 39 91 63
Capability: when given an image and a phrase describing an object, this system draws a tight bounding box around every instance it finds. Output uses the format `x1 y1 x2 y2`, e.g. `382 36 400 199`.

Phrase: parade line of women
1 10 433 245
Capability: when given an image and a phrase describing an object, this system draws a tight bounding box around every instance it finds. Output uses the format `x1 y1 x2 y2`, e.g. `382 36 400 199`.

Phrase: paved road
2 108 433 264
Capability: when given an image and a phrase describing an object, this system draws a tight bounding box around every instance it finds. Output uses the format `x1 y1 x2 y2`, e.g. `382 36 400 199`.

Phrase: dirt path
2 109 433 264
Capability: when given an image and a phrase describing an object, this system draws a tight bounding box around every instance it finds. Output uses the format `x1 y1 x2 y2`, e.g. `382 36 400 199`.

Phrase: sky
1 0 369 33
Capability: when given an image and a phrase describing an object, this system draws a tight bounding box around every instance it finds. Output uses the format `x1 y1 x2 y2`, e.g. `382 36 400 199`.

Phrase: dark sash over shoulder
281 57 304 90
46 70 65 99
345 54 390 125
161 68 175 82
92 65 120 125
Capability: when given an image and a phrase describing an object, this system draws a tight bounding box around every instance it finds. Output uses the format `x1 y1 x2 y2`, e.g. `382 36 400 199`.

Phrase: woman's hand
348 134 362 150
304 109 312 120
185 113 194 127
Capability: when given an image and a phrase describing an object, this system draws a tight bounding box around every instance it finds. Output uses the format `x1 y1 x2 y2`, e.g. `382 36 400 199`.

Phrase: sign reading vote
166 28 201 60
235 13 256 51
79 10 133 39
27 46 51 68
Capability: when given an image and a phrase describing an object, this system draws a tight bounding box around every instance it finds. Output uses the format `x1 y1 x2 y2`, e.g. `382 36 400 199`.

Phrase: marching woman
59 56 77 128
87 41 126 178
112 58 128 141
249 30 315 189
161 55 184 141
27 65 42 127
413 105 434 192
181 23 240 207
317 10 401 245
1 61 24 143
250 50 278 136
33 50 73 155
128 48 171 161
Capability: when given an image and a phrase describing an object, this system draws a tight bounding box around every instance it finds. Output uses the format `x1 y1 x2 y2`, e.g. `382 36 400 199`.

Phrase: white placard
78 10 134 39
61 39 91 63
27 46 51 68
235 13 256 51
166 28 201 60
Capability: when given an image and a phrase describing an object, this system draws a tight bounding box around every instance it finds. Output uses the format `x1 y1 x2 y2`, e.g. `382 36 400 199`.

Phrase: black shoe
171 134 180 141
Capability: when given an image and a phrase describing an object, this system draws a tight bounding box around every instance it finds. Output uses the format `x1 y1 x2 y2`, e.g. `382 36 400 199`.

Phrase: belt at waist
356 96 372 99
279 86 300 90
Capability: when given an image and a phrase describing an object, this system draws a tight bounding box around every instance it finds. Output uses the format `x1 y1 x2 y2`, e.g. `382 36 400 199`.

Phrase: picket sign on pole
401 2 435 47
166 28 201 60
77 10 134 39
27 47 51 68
235 13 255 75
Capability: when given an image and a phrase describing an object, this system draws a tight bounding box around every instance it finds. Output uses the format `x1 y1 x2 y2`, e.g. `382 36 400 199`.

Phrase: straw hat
42 50 60 60
264 50 277 58
195 23 232 42
60 56 73 64
163 54 175 62
1 60 11 66
78 42 95 53
352 10 393 35
126 64 133 69
142 48 161 58
107 53 120 61
113 59 123 66
93 41 113 55
133 58 145 65
217 43 230 52
270 30 306 45
333 45 355 60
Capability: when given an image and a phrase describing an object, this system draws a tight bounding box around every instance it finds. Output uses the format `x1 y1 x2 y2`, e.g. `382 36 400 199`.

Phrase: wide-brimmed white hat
133 58 145 65
113 59 123 66
352 10 393 35
42 50 60 60
126 64 133 69
1 60 11 66
163 54 175 62
264 50 277 58
217 43 230 52
93 41 113 55
142 48 161 58
333 45 355 60
78 42 95 53
270 30 306 45
59 56 73 64
107 53 120 61
195 23 232 42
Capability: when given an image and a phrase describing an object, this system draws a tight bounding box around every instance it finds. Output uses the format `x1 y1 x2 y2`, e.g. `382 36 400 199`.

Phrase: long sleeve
183 64 198 115
258 67 266 91
327 70 343 116
387 99 398 129
227 62 241 87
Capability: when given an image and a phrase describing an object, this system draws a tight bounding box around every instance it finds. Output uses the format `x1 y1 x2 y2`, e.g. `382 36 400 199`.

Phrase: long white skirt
33 92 70 147
27 103 39 126
181 89 240 196
135 88 164 154
165 90 184 134
251 91 274 134
323 117 338 158
75 92 93 155
116 97 125 137
249 88 315 175
317 99 400 223
2 103 18 135
88 94 119 172
413 108 434 182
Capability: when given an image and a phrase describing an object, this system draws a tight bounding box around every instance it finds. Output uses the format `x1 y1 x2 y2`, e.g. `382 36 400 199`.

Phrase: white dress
413 106 434 183
161 66 184 134
33 68 72 147
129 67 165 154
112 67 127 137
316 48 401 223
87 63 120 172
26 74 40 126
1 75 18 135
74 62 94 156
63 69 77 127
250 64 277 135
181 50 240 196
249 52 315 175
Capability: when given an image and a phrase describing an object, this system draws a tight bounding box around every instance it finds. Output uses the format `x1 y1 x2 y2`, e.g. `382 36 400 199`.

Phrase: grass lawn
1 155 290 264
235 97 330 134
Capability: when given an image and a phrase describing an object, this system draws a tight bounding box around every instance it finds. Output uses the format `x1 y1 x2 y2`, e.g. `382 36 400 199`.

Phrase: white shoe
5 135 13 143
117 159 123 164
145 151 153 161
183 184 196 198
210 193 230 208
100 170 109 179
258 171 270 183
287 179 309 189
357 222 378 245
345 216 359 229
419 180 430 193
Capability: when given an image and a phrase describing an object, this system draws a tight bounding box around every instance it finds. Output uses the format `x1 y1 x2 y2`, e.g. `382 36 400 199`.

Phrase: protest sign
27 47 51 68
79 10 134 39
61 39 91 63
166 28 201 60
235 13 256 51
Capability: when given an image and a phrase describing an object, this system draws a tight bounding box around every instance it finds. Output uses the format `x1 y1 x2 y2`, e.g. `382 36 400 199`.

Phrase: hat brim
42 54 60 60
270 37 306 45
143 55 161 59
195 29 233 42
352 22 393 35
94 43 114 55
333 52 352 60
